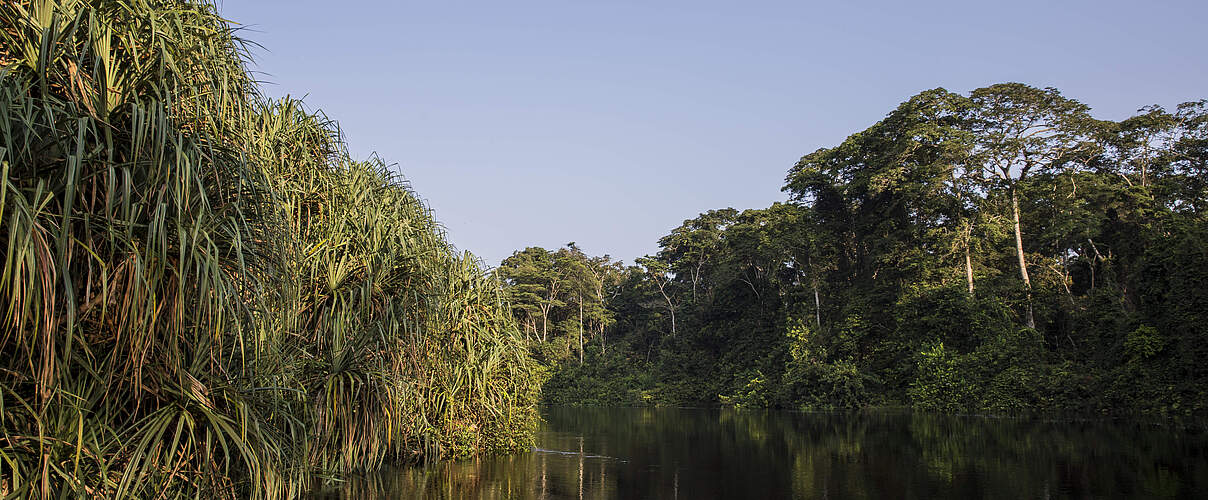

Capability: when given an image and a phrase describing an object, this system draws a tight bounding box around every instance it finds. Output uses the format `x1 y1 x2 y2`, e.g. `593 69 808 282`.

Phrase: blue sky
218 0 1208 266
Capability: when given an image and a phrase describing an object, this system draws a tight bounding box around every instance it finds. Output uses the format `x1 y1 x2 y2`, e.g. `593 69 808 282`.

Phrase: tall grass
0 1 540 498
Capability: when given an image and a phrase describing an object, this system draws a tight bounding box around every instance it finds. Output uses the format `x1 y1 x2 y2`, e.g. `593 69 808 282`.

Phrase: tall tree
637 256 678 336
966 83 1094 328
499 247 565 341
658 209 738 304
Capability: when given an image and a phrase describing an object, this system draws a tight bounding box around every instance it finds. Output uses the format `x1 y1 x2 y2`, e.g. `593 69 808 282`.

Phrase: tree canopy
514 84 1208 417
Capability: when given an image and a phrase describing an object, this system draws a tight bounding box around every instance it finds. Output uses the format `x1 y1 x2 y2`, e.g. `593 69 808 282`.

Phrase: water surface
318 407 1208 499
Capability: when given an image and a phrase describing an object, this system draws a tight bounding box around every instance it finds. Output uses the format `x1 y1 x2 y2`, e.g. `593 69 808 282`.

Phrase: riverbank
0 2 540 497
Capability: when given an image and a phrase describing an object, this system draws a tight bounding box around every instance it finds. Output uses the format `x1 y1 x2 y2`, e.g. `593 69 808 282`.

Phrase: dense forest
0 1 539 498
502 84 1208 417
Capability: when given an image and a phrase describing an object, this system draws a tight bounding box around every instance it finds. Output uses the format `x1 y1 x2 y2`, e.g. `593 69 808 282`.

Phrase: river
315 407 1208 499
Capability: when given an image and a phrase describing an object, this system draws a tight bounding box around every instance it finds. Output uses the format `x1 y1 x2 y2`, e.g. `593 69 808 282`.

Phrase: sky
217 0 1208 267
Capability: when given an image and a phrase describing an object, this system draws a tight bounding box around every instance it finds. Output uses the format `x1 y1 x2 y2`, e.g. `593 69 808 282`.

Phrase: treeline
0 1 538 498
502 84 1208 416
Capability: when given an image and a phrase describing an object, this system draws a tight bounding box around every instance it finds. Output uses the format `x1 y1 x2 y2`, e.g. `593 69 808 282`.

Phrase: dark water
318 407 1208 499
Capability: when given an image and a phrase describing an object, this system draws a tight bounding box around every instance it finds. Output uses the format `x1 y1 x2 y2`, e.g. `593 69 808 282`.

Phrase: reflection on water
314 407 1208 499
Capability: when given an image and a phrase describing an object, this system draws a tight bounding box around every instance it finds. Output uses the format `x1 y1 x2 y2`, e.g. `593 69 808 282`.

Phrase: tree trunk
662 291 677 336
692 258 704 303
653 279 677 336
667 297 677 336
808 254 822 328
1087 238 1105 290
578 295 584 365
813 283 821 329
1011 188 1035 328
964 224 975 296
540 305 550 342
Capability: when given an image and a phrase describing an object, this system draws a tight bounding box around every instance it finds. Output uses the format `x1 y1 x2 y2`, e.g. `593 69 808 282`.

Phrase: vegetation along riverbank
0 1 540 497
507 85 1208 418
3 0 1207 498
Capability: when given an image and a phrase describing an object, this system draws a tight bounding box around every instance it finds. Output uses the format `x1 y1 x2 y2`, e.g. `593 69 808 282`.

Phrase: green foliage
512 83 1208 421
780 360 872 410
541 347 653 407
1125 325 1164 361
909 343 968 412
770 320 871 409
0 1 539 498
719 370 773 409
908 328 1049 414
497 244 621 364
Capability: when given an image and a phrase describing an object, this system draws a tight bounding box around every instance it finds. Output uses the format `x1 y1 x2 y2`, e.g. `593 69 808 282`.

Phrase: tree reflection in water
315 408 1208 499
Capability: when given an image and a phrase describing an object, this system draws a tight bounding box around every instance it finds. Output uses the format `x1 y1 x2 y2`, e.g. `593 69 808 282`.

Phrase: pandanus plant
0 1 540 498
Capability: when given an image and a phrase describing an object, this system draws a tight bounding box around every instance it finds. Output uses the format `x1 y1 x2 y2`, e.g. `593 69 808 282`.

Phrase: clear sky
217 0 1207 267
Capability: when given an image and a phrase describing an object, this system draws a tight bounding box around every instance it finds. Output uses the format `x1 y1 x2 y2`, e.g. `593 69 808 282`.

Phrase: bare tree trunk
807 255 821 329
813 283 821 329
1086 238 1105 290
964 224 975 296
578 295 584 365
666 295 677 336
1011 188 1035 328
540 305 550 342
692 257 704 303
659 289 677 336
652 278 677 336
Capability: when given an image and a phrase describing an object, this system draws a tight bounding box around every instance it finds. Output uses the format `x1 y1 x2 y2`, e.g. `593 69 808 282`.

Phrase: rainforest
3 1 1208 499
513 86 1208 416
